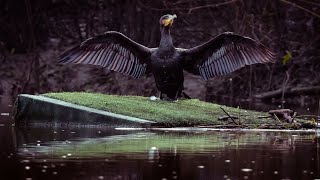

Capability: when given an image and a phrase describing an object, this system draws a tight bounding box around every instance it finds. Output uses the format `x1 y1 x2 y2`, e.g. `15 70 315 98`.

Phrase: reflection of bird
59 14 275 100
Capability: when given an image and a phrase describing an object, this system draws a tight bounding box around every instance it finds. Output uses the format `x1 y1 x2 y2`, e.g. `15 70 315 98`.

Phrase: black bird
59 14 275 100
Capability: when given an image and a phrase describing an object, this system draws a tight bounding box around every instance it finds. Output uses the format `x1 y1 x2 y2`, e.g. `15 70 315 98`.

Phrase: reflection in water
13 128 320 180
0 97 21 179
0 97 319 180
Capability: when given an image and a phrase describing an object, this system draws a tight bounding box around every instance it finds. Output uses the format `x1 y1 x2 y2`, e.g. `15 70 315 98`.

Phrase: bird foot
181 91 191 99
161 96 176 101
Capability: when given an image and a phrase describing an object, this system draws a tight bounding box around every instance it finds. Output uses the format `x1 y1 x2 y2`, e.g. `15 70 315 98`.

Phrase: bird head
159 14 177 27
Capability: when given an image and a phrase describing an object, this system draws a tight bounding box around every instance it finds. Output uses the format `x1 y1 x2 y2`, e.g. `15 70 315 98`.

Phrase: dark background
0 0 319 106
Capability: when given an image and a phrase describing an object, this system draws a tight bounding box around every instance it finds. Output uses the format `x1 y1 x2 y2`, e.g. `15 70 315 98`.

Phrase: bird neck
159 26 174 52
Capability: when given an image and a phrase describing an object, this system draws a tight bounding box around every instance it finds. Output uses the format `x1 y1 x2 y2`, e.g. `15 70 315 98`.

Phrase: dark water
209 95 320 117
1 97 320 180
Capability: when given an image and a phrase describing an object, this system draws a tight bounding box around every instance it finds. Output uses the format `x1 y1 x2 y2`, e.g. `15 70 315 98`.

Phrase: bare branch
280 0 320 19
187 0 239 13
219 107 240 125
297 0 320 7
137 0 239 13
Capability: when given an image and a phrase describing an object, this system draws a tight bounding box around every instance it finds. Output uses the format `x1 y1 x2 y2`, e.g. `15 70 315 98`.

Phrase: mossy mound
43 92 271 127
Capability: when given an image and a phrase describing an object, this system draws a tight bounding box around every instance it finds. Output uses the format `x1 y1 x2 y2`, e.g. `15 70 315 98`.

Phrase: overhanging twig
137 0 239 12
187 0 239 13
273 114 282 124
280 0 320 19
220 107 239 125
297 0 320 7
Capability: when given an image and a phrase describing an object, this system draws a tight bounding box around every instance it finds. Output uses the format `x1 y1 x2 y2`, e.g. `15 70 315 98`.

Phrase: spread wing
59 31 152 78
182 32 276 80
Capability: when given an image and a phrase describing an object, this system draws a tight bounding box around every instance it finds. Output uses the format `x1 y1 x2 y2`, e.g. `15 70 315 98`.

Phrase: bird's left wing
181 32 276 80
59 31 152 78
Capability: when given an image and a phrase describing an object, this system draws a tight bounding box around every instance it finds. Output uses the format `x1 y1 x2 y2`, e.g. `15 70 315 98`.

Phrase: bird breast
151 53 182 72
150 54 183 84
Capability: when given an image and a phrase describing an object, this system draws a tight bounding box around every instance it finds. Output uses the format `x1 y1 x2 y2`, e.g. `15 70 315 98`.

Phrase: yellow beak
162 14 177 27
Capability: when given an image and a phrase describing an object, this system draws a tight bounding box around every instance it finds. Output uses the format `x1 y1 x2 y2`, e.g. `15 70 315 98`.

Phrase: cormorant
59 14 275 100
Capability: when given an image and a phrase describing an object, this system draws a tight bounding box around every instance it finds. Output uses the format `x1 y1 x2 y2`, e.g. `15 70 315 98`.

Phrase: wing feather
182 32 275 80
59 31 152 78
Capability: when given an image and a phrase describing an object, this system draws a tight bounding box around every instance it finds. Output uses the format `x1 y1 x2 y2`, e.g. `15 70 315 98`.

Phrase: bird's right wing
59 31 152 78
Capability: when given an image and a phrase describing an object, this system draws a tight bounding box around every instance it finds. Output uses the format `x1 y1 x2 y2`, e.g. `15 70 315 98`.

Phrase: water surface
0 96 319 180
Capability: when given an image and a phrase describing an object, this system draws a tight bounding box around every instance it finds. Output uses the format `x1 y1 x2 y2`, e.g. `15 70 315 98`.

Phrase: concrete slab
14 94 157 127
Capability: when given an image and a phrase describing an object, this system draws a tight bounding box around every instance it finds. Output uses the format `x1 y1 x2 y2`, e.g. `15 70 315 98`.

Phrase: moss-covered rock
42 92 271 127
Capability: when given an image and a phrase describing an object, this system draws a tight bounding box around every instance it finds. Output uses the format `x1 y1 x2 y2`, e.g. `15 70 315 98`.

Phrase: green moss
43 92 271 127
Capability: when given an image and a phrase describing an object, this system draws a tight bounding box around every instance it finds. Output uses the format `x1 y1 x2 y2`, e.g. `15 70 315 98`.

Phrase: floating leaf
282 50 292 65
10 48 15 55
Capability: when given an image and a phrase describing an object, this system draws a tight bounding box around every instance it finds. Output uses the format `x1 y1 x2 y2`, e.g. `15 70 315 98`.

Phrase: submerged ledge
14 94 156 128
